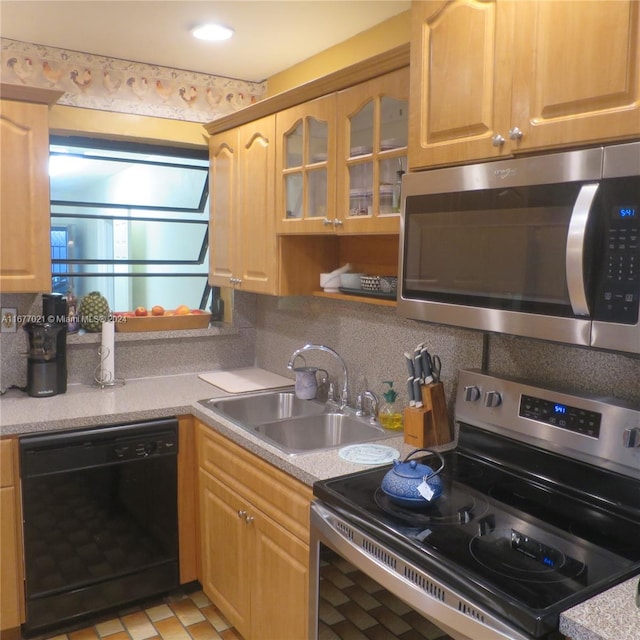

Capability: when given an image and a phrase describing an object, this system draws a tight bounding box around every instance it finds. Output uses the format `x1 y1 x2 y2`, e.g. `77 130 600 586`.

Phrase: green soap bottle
379 381 403 430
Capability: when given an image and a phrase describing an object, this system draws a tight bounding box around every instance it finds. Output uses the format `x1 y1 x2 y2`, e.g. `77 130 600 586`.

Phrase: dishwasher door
20 418 180 635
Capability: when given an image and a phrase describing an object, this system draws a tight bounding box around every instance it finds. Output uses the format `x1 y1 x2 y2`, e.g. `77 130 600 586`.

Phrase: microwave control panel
593 202 639 324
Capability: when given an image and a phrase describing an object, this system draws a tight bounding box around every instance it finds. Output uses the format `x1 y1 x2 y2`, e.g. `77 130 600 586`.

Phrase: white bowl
320 272 341 292
340 272 364 289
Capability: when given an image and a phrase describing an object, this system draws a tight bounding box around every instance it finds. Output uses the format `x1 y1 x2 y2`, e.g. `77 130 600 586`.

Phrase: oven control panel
455 369 640 481
519 394 602 438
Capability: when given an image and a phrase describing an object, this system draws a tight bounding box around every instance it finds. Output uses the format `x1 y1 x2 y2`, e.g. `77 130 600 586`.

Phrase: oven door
398 148 604 346
309 502 537 640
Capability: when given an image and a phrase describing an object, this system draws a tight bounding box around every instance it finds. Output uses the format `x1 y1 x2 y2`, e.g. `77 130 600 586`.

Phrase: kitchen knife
413 377 423 408
420 347 434 384
407 376 415 407
413 351 423 382
404 352 415 378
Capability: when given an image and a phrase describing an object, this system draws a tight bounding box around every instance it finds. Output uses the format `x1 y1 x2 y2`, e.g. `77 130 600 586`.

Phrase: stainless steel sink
198 390 388 455
198 391 325 426
254 413 387 454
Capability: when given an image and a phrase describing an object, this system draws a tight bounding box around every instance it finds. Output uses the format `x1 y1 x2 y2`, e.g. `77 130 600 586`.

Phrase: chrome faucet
356 390 379 424
288 344 349 410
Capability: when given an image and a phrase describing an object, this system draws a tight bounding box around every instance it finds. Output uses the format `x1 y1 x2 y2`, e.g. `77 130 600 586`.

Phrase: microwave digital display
616 206 637 218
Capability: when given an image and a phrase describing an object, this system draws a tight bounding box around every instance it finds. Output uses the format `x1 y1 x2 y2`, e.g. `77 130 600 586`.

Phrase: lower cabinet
196 421 312 640
0 438 25 635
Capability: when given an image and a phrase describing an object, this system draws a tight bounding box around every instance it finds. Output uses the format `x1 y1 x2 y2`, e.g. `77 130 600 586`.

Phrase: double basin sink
198 391 388 455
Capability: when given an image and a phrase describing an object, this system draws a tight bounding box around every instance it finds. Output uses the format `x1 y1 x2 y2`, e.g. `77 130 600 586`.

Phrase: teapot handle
402 448 445 480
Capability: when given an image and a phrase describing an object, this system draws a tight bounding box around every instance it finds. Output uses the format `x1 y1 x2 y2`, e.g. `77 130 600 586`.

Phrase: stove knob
623 428 640 448
463 385 481 402
484 390 502 408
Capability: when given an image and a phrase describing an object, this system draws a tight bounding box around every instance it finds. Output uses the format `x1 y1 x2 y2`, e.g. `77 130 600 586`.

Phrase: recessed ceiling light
192 24 234 42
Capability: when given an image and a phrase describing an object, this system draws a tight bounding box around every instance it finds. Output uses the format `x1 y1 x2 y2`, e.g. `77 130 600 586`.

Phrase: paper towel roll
100 320 115 383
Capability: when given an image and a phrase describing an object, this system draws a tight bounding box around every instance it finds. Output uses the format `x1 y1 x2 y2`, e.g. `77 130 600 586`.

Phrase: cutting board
198 368 294 394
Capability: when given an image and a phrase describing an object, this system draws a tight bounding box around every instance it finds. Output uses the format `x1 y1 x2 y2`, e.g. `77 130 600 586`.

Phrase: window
49 137 211 312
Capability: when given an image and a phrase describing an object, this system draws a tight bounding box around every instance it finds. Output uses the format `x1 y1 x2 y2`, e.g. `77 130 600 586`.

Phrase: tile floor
37 589 243 640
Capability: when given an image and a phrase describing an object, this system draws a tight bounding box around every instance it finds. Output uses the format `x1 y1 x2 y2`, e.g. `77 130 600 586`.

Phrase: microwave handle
566 183 599 317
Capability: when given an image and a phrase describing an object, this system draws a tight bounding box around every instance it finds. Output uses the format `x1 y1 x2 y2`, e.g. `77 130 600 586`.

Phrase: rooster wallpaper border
1 38 266 123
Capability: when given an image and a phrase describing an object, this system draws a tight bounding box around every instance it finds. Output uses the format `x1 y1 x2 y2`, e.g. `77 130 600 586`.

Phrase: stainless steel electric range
310 369 640 640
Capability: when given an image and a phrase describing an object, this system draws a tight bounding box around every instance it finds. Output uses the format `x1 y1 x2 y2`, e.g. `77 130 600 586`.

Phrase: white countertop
1 371 638 640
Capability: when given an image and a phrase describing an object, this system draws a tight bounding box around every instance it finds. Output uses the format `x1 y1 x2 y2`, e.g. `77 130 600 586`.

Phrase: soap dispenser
379 381 403 430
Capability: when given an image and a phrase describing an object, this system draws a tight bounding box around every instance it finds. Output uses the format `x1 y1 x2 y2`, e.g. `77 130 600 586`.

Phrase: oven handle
566 183 599 317
309 502 533 640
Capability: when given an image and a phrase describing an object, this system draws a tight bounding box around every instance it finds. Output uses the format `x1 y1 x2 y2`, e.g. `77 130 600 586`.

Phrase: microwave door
399 182 594 346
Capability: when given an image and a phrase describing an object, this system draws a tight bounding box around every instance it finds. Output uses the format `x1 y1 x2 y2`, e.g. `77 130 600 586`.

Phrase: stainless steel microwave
398 142 640 355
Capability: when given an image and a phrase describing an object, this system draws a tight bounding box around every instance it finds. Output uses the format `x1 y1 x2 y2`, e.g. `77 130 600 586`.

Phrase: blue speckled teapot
380 449 445 509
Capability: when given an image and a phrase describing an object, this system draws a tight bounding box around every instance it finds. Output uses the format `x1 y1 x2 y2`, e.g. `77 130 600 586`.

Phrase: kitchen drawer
0 439 14 488
196 422 312 543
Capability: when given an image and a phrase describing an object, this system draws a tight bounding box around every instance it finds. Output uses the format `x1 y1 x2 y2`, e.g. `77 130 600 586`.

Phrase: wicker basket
360 275 381 291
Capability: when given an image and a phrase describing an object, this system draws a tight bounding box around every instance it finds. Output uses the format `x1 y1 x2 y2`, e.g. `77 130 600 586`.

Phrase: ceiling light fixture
192 23 234 42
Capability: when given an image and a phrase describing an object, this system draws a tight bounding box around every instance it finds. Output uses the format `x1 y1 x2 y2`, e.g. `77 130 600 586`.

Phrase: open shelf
312 290 396 307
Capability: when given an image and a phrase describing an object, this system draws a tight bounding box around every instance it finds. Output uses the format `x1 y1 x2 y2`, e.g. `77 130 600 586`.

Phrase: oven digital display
519 394 601 438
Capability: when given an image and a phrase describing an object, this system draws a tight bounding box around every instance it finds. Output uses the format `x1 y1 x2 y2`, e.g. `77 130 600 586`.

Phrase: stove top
313 370 640 638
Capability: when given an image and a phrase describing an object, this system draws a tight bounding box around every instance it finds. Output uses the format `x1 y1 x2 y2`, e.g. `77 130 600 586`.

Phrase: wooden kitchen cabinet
208 116 278 294
206 48 411 303
0 85 61 293
0 438 25 635
196 422 312 640
409 0 640 169
276 68 409 237
510 0 640 152
276 94 337 234
336 67 409 235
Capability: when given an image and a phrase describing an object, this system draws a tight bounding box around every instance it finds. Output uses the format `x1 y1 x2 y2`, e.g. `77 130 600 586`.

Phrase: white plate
338 444 400 465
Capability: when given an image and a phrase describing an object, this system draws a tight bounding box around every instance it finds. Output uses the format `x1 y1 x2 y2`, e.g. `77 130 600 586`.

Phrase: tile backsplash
2 291 638 408
253 294 640 407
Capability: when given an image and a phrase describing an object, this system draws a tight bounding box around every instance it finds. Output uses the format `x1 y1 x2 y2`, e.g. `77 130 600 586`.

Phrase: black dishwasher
20 418 180 635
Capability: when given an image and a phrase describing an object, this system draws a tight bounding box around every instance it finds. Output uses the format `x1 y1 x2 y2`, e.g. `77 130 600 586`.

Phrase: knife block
403 382 453 448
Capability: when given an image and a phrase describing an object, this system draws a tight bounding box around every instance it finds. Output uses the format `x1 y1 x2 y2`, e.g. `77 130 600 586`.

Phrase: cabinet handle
333 218 343 227
237 510 247 519
508 127 523 141
245 515 255 524
323 217 333 226
491 134 506 147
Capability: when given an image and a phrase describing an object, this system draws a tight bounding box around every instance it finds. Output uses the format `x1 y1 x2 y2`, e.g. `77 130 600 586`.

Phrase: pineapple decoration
79 291 110 332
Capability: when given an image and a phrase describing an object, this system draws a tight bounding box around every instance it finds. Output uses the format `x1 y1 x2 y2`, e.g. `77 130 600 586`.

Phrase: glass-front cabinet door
276 94 336 234
337 67 409 234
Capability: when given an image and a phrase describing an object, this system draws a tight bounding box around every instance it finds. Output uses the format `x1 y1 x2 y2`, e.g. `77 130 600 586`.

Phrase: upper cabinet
511 0 640 151
336 68 409 235
275 94 337 234
275 68 409 236
409 0 640 170
209 116 279 294
0 86 62 293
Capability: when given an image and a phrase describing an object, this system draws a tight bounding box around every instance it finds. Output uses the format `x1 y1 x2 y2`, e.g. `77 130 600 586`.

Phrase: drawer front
196 422 312 542
0 439 14 488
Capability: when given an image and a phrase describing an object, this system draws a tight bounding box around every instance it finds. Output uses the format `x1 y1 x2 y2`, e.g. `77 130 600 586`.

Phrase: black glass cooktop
313 427 640 637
